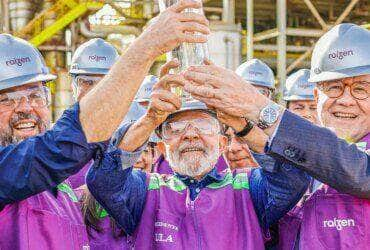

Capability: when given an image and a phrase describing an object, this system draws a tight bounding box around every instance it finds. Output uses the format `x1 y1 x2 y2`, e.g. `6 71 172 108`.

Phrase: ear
157 141 166 156
218 135 228 154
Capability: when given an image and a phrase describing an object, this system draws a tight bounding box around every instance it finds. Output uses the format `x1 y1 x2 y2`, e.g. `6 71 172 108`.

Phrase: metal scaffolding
240 0 369 99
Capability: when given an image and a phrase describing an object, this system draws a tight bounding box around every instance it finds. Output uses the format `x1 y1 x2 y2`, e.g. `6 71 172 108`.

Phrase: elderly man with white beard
86 60 310 249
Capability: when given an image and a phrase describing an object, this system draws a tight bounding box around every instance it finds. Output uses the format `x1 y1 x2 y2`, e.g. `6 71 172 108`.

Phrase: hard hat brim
135 98 150 103
283 95 315 101
69 68 110 75
0 73 56 91
249 80 275 90
309 65 370 83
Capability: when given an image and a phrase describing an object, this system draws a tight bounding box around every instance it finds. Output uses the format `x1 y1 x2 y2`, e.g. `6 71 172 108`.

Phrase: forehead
168 110 215 123
321 74 370 85
0 82 43 94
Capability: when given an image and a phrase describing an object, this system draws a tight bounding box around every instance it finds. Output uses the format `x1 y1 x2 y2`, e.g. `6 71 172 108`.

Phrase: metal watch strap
257 120 269 130
235 119 254 137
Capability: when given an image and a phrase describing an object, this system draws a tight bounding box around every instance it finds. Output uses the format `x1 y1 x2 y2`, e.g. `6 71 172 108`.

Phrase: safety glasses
318 80 369 100
162 117 220 140
75 75 104 88
0 86 51 112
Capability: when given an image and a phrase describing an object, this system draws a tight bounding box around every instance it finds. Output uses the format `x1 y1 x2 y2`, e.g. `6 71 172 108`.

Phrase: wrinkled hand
146 60 183 127
141 0 210 59
183 63 269 122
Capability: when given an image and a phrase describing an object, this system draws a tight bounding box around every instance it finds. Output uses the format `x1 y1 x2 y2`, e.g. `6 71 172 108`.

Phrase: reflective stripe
57 182 78 202
96 204 108 219
148 172 249 191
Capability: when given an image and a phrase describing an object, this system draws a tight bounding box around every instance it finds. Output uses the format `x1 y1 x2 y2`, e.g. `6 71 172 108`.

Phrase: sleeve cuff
109 122 148 169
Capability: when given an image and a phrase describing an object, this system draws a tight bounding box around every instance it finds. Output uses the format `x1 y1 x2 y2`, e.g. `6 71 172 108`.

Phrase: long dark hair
81 187 126 239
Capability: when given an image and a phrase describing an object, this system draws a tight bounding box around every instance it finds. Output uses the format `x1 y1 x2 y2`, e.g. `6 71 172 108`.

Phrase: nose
228 137 243 153
14 96 33 113
182 124 200 141
336 86 357 107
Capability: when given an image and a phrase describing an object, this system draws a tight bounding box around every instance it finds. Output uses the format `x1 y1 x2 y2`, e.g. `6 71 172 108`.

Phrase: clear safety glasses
318 80 369 100
0 86 51 112
75 75 104 88
162 117 220 140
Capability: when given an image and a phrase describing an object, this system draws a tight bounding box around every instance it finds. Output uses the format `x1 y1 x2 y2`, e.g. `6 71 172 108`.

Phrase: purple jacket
88 211 131 250
299 185 370 250
0 181 89 250
278 133 370 250
132 169 265 249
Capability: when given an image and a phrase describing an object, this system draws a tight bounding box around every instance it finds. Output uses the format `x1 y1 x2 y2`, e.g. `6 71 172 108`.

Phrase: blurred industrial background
0 0 369 119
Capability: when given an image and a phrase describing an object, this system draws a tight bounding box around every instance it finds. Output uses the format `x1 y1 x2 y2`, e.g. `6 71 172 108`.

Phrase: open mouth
180 147 205 154
12 121 37 131
332 112 358 119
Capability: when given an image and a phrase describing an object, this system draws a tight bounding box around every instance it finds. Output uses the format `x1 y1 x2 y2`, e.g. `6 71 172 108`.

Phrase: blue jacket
0 104 102 207
86 122 311 235
266 110 370 198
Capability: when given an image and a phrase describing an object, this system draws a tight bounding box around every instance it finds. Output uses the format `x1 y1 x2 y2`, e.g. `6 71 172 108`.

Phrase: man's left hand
183 64 269 122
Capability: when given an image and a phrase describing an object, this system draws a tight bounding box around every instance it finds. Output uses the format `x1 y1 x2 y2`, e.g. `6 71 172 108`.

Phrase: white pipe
246 0 253 60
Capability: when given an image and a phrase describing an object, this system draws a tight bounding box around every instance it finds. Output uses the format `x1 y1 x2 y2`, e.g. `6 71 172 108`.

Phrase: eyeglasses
162 118 220 140
318 81 369 100
0 86 51 112
75 75 103 88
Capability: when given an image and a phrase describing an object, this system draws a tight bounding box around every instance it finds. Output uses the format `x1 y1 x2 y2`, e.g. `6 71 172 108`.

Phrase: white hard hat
284 69 315 101
309 23 370 83
0 34 56 91
70 38 119 76
236 59 275 89
135 75 159 103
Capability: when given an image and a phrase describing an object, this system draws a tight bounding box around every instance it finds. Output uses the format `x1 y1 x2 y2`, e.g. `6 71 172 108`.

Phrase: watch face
262 106 278 124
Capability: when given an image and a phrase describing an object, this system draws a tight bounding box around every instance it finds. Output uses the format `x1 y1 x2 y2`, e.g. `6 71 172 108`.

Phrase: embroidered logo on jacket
323 218 355 230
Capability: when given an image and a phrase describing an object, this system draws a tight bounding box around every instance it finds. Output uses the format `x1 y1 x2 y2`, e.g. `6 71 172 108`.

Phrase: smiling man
0 1 211 248
86 67 310 249
0 83 50 145
181 23 370 250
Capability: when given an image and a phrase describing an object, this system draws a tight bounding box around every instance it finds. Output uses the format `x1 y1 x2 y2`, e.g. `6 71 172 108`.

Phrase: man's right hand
145 59 183 127
140 0 210 59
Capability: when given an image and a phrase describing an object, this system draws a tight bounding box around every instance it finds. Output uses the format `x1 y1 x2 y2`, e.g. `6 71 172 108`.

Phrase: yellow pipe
30 2 104 47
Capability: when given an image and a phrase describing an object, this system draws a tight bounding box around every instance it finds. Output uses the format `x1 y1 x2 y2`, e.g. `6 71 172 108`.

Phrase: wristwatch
257 102 281 130
235 119 254 137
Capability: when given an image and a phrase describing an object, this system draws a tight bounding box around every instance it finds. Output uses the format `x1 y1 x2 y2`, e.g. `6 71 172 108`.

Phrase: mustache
178 141 207 154
10 112 42 127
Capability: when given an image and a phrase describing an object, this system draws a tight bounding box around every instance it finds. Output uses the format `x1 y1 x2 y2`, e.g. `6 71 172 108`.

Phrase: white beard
165 141 219 178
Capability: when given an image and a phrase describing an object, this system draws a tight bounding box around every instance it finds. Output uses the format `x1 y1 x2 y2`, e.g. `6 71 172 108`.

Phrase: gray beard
0 119 48 146
166 143 219 178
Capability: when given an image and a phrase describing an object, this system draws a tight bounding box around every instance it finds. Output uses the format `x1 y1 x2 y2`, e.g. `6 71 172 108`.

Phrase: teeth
333 112 357 119
182 148 203 153
15 122 35 129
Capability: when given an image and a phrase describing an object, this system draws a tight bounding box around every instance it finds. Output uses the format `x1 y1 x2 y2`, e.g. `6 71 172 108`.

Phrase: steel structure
203 0 370 99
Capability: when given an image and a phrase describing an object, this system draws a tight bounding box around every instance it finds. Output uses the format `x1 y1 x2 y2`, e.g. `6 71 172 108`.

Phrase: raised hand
146 59 184 127
182 63 270 122
141 0 210 59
